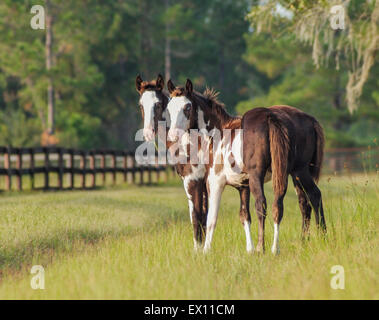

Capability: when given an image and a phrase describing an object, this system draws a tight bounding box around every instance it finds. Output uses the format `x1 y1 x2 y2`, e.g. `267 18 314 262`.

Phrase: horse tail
268 114 290 195
310 121 325 183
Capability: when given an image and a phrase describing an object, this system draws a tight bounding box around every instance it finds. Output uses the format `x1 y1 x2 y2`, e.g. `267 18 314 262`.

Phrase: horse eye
185 104 191 112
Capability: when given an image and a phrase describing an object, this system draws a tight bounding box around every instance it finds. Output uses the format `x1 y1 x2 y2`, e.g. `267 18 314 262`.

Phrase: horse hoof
255 246 265 254
203 246 211 254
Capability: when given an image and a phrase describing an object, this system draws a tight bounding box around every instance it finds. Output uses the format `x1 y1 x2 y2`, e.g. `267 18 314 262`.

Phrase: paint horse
166 79 326 254
167 79 254 253
135 74 208 249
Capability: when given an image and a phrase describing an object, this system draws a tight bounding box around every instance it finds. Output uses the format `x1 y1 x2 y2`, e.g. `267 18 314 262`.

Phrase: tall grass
0 173 377 299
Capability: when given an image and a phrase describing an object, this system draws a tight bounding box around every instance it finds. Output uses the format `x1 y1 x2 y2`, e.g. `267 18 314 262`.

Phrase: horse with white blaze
135 74 208 249
166 78 326 254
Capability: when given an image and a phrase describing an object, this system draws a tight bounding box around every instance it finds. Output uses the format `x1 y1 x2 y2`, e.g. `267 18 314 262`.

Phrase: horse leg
201 182 208 236
295 170 327 233
238 186 253 253
203 173 225 253
292 174 312 238
271 176 288 255
248 171 267 253
184 178 204 250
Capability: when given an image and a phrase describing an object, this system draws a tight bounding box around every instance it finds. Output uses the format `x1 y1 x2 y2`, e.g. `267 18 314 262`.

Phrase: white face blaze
167 96 192 141
140 91 160 141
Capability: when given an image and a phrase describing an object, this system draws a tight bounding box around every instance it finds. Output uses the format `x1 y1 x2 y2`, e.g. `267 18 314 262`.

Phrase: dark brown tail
268 115 290 195
311 121 325 183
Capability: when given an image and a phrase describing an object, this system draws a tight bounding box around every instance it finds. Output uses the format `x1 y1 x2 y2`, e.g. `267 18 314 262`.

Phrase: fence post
123 152 127 182
81 151 86 189
112 152 116 185
148 166 152 185
156 165 160 184
101 152 106 186
90 151 96 188
44 148 50 190
30 148 35 190
16 149 22 191
4 147 11 191
131 154 136 184
69 149 74 189
58 148 64 190
139 166 144 185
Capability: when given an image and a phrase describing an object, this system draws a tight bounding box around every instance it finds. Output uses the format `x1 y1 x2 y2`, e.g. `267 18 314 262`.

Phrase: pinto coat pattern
136 75 208 248
166 78 326 254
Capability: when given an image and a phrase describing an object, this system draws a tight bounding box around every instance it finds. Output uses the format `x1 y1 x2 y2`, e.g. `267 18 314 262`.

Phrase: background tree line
0 0 377 150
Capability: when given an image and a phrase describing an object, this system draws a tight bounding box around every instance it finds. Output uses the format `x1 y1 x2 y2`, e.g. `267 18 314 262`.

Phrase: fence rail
0 147 171 192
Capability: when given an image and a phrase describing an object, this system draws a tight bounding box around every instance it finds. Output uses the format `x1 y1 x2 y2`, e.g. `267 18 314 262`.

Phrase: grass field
0 173 377 299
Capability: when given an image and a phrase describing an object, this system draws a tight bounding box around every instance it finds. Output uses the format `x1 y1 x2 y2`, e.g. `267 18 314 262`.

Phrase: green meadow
0 173 377 299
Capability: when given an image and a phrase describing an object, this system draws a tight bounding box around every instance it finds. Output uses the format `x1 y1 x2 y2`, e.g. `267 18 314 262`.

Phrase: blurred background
0 0 378 173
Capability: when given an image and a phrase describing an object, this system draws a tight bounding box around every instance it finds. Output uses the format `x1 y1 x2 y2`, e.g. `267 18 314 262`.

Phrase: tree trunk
139 0 151 79
165 0 171 81
45 0 55 137
332 71 343 130
219 45 225 92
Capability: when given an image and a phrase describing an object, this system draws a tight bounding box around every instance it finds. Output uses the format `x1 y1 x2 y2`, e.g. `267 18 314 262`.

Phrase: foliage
0 0 377 149
247 0 379 113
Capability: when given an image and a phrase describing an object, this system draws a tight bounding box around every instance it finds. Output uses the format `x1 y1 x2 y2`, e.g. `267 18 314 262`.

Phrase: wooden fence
1 145 377 192
0 147 172 192
323 146 379 174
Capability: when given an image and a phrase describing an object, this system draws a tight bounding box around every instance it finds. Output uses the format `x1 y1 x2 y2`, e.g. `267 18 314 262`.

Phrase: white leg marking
183 180 197 249
183 179 194 225
243 221 254 253
193 238 200 252
203 175 225 254
188 199 194 224
271 223 280 255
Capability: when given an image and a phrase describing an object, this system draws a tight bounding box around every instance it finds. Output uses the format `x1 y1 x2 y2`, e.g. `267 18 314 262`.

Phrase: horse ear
136 75 143 93
156 74 164 91
167 79 175 94
185 79 193 95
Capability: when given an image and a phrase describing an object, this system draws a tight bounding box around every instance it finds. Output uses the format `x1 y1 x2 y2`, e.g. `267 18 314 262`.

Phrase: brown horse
166 78 326 254
242 105 326 253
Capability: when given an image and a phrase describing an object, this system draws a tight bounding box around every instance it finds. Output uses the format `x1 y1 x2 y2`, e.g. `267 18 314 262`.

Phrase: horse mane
203 87 223 107
192 88 240 128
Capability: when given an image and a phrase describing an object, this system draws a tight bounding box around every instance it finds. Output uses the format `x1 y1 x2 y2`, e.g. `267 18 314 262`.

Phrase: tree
247 0 379 113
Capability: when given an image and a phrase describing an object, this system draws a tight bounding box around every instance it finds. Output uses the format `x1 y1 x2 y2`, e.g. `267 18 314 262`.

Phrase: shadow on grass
0 193 188 279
